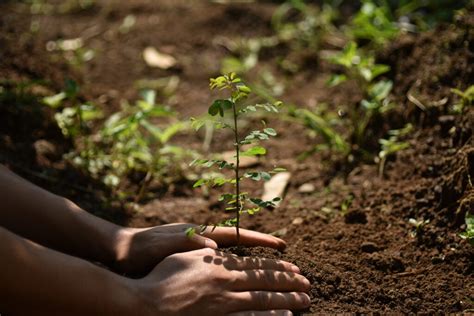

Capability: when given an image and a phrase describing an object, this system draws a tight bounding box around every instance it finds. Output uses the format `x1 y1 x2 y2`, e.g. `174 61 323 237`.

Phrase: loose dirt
1 1 472 313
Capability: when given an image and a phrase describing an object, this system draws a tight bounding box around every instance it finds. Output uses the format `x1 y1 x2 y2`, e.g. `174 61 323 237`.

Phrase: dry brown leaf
262 172 291 207
143 46 177 69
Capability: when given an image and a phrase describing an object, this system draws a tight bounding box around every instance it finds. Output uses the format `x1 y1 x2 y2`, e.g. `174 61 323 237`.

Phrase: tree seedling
188 73 284 242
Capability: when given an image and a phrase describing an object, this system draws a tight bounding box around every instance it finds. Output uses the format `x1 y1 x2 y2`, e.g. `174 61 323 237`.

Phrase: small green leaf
209 99 233 117
64 79 79 98
326 74 347 87
43 92 67 108
261 172 271 181
185 227 196 237
237 85 251 94
264 128 277 136
193 178 207 188
190 117 206 131
240 146 266 157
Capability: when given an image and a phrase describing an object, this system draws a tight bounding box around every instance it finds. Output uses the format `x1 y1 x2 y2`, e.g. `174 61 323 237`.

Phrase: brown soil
1 1 473 313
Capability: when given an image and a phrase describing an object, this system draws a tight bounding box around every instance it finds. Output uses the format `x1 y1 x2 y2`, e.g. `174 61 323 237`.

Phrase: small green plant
326 41 395 153
377 123 413 177
45 37 95 67
408 217 430 238
293 107 350 159
43 79 103 163
348 0 399 48
460 212 474 246
188 73 284 242
272 0 340 72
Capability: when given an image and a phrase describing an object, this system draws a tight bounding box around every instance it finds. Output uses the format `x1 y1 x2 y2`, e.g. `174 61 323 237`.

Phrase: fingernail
205 239 218 249
300 293 311 307
291 265 301 273
284 311 293 316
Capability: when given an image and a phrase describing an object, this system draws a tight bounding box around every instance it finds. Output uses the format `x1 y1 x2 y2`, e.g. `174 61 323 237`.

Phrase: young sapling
189 73 284 243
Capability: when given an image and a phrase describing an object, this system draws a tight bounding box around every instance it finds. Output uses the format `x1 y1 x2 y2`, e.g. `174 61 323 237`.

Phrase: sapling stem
231 101 241 244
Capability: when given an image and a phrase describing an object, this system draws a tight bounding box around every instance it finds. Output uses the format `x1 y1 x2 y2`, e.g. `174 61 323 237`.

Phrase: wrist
60 197 125 267
124 277 160 316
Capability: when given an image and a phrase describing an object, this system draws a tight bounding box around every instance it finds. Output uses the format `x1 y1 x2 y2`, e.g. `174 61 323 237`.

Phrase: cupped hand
113 223 286 275
133 248 311 316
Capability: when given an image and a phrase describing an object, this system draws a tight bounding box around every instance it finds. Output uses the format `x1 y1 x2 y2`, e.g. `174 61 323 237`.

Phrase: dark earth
1 1 473 313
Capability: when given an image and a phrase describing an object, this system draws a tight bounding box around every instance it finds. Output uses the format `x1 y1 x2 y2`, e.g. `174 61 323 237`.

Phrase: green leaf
371 64 390 79
326 74 347 87
240 146 266 157
237 85 251 94
369 80 393 101
193 178 207 188
190 117 206 131
264 128 277 136
64 79 79 98
185 227 196 237
141 89 156 105
209 99 233 117
43 92 67 108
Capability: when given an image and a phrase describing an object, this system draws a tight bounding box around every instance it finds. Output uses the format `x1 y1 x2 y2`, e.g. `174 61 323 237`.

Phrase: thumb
186 233 219 250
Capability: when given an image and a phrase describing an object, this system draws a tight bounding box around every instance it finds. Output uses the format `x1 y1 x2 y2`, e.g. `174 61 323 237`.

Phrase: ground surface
1 1 473 313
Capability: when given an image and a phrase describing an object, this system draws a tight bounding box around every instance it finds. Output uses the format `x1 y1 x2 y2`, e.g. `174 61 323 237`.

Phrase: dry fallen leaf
262 172 291 207
298 183 315 193
143 46 177 69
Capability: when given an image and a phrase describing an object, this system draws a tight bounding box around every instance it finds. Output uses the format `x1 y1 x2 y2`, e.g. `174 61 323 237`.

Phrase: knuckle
257 291 272 310
261 269 275 287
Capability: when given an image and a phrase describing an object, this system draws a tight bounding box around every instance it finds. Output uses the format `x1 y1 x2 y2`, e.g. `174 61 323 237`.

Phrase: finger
222 256 301 274
228 310 293 316
228 291 310 312
174 233 218 251
230 270 310 292
202 227 286 250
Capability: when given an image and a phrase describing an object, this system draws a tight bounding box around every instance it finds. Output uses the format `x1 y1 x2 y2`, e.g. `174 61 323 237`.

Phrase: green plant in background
93 89 189 201
326 41 395 151
188 73 284 242
377 123 413 177
460 212 474 246
44 82 190 202
293 106 350 159
326 41 390 91
272 0 339 49
348 0 400 48
43 79 103 165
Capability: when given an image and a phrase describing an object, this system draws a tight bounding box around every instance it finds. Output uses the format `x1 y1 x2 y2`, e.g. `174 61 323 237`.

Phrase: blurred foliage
44 81 193 202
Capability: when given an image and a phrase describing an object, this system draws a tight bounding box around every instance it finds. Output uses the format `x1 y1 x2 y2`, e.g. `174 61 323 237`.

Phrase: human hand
132 248 311 316
113 223 287 275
